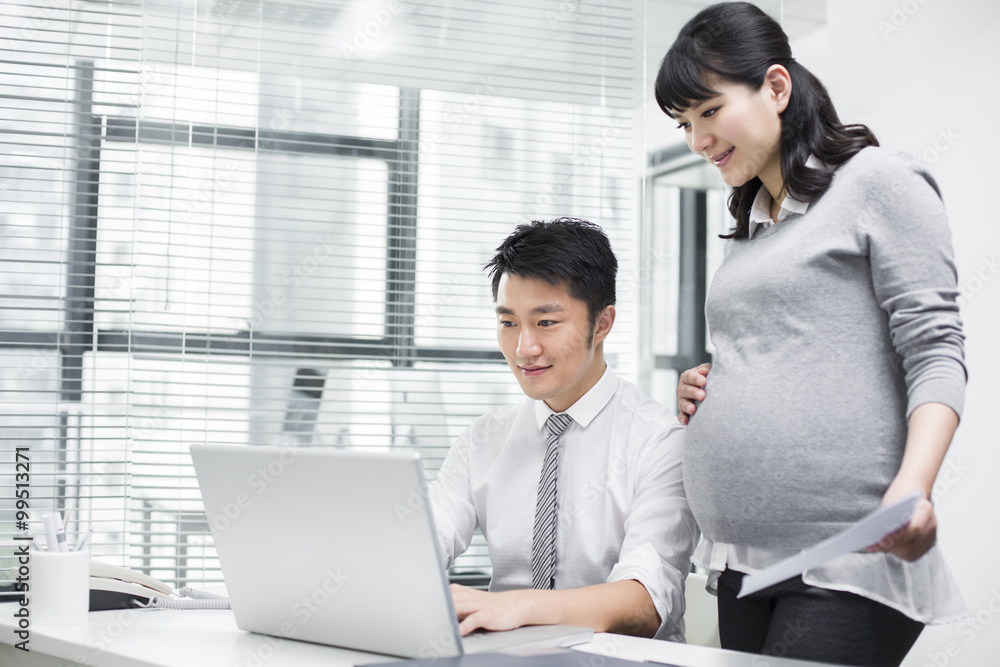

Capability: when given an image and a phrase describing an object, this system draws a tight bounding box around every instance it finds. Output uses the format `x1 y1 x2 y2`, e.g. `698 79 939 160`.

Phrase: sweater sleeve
862 154 967 420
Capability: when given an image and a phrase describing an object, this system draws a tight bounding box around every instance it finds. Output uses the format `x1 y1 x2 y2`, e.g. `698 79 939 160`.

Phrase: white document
738 491 922 598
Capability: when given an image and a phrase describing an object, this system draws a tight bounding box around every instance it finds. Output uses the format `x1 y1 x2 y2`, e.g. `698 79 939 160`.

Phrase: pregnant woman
657 4 967 666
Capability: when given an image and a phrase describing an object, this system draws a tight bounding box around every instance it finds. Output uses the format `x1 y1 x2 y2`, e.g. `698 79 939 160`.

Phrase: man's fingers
452 599 472 620
449 583 477 618
458 613 483 637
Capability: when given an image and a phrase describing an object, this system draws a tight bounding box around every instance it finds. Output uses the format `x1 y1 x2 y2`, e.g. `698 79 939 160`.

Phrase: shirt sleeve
428 427 478 569
607 421 700 641
862 154 967 419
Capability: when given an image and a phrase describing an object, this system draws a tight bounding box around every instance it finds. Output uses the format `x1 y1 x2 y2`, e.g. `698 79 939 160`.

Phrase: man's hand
449 584 534 636
865 481 937 562
676 363 711 425
448 579 660 637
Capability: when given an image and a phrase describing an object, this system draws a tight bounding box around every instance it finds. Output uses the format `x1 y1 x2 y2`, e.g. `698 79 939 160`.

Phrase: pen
42 513 60 552
74 527 94 552
55 513 68 552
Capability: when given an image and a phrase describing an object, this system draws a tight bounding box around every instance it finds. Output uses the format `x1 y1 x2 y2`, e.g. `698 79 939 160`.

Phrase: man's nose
516 328 541 358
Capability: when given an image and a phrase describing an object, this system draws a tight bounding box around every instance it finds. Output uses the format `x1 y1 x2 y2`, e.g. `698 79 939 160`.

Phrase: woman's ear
764 64 792 114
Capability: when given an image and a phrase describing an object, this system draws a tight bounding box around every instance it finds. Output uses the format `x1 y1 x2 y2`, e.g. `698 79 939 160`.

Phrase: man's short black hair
485 217 618 332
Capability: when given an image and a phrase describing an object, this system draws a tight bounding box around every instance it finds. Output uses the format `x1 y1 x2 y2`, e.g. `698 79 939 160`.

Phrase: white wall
823 3 1000 666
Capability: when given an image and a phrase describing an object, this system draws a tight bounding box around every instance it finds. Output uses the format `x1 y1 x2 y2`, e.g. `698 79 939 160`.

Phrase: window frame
640 144 715 404
0 60 508 586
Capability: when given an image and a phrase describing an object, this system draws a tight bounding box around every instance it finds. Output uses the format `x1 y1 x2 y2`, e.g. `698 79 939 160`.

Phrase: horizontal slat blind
1 0 641 588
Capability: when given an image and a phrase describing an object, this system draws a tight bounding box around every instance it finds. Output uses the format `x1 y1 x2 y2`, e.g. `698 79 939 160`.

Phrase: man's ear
592 305 616 347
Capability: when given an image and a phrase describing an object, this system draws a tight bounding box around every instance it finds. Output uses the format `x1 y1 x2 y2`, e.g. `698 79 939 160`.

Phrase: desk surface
0 607 838 667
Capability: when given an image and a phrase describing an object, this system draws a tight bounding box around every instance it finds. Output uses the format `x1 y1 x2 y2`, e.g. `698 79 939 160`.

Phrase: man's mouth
519 365 551 377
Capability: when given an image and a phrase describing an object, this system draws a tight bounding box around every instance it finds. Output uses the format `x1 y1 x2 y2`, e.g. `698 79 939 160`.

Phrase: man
429 218 698 641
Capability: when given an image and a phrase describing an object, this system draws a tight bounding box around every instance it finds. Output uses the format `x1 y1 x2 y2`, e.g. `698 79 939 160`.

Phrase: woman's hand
866 480 937 562
676 363 711 425
866 403 959 561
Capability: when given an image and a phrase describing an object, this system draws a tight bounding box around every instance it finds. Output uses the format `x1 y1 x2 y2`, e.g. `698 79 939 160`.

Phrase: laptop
190 444 593 659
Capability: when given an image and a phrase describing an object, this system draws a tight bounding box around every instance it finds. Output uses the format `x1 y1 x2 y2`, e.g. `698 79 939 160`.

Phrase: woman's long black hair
654 2 878 240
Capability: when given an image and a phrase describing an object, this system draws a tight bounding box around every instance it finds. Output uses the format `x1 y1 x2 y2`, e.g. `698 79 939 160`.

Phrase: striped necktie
531 412 573 590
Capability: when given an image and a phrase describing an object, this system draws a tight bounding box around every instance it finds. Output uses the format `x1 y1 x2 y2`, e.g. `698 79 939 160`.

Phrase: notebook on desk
190 444 593 659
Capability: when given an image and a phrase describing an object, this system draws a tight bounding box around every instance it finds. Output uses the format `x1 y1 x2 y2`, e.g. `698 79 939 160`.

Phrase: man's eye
538 320 556 327
499 320 515 328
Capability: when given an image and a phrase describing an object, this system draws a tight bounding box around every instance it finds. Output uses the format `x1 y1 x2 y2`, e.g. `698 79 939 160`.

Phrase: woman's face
670 69 789 192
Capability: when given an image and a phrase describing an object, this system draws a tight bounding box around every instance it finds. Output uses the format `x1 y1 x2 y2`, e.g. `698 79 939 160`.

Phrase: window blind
0 0 643 588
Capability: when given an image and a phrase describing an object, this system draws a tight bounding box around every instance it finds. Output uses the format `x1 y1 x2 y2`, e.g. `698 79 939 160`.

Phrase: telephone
89 562 230 610
89 562 173 610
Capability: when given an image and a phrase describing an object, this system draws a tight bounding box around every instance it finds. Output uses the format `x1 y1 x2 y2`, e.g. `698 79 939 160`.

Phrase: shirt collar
747 155 820 239
534 365 619 432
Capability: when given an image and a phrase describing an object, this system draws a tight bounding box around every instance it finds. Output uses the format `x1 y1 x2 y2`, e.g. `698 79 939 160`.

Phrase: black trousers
716 568 924 667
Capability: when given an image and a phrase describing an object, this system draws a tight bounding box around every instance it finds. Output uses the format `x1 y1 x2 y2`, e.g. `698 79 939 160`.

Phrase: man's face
495 274 611 413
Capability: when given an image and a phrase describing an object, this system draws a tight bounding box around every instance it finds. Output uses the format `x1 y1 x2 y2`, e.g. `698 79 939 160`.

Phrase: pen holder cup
31 549 90 626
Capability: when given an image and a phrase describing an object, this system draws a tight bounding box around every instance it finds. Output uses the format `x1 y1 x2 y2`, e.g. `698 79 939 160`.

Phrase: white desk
0 607 838 667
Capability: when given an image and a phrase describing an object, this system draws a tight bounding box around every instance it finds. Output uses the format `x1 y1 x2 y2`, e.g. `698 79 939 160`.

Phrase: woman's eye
676 122 690 130
702 107 718 118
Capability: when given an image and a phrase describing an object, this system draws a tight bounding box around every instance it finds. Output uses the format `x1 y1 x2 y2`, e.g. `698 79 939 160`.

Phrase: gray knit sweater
684 147 967 549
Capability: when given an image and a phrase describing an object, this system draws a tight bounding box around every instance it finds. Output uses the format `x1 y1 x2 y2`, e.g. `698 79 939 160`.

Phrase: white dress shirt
746 180 810 239
697 173 967 625
429 367 699 641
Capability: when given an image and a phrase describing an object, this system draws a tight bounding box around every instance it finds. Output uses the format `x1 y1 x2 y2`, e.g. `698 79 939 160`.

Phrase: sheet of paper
737 491 922 598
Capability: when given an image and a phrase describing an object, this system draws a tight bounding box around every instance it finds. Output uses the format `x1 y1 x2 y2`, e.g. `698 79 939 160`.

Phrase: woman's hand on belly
676 362 711 425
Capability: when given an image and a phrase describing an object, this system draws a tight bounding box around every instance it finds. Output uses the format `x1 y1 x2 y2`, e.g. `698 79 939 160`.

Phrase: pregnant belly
683 366 902 547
